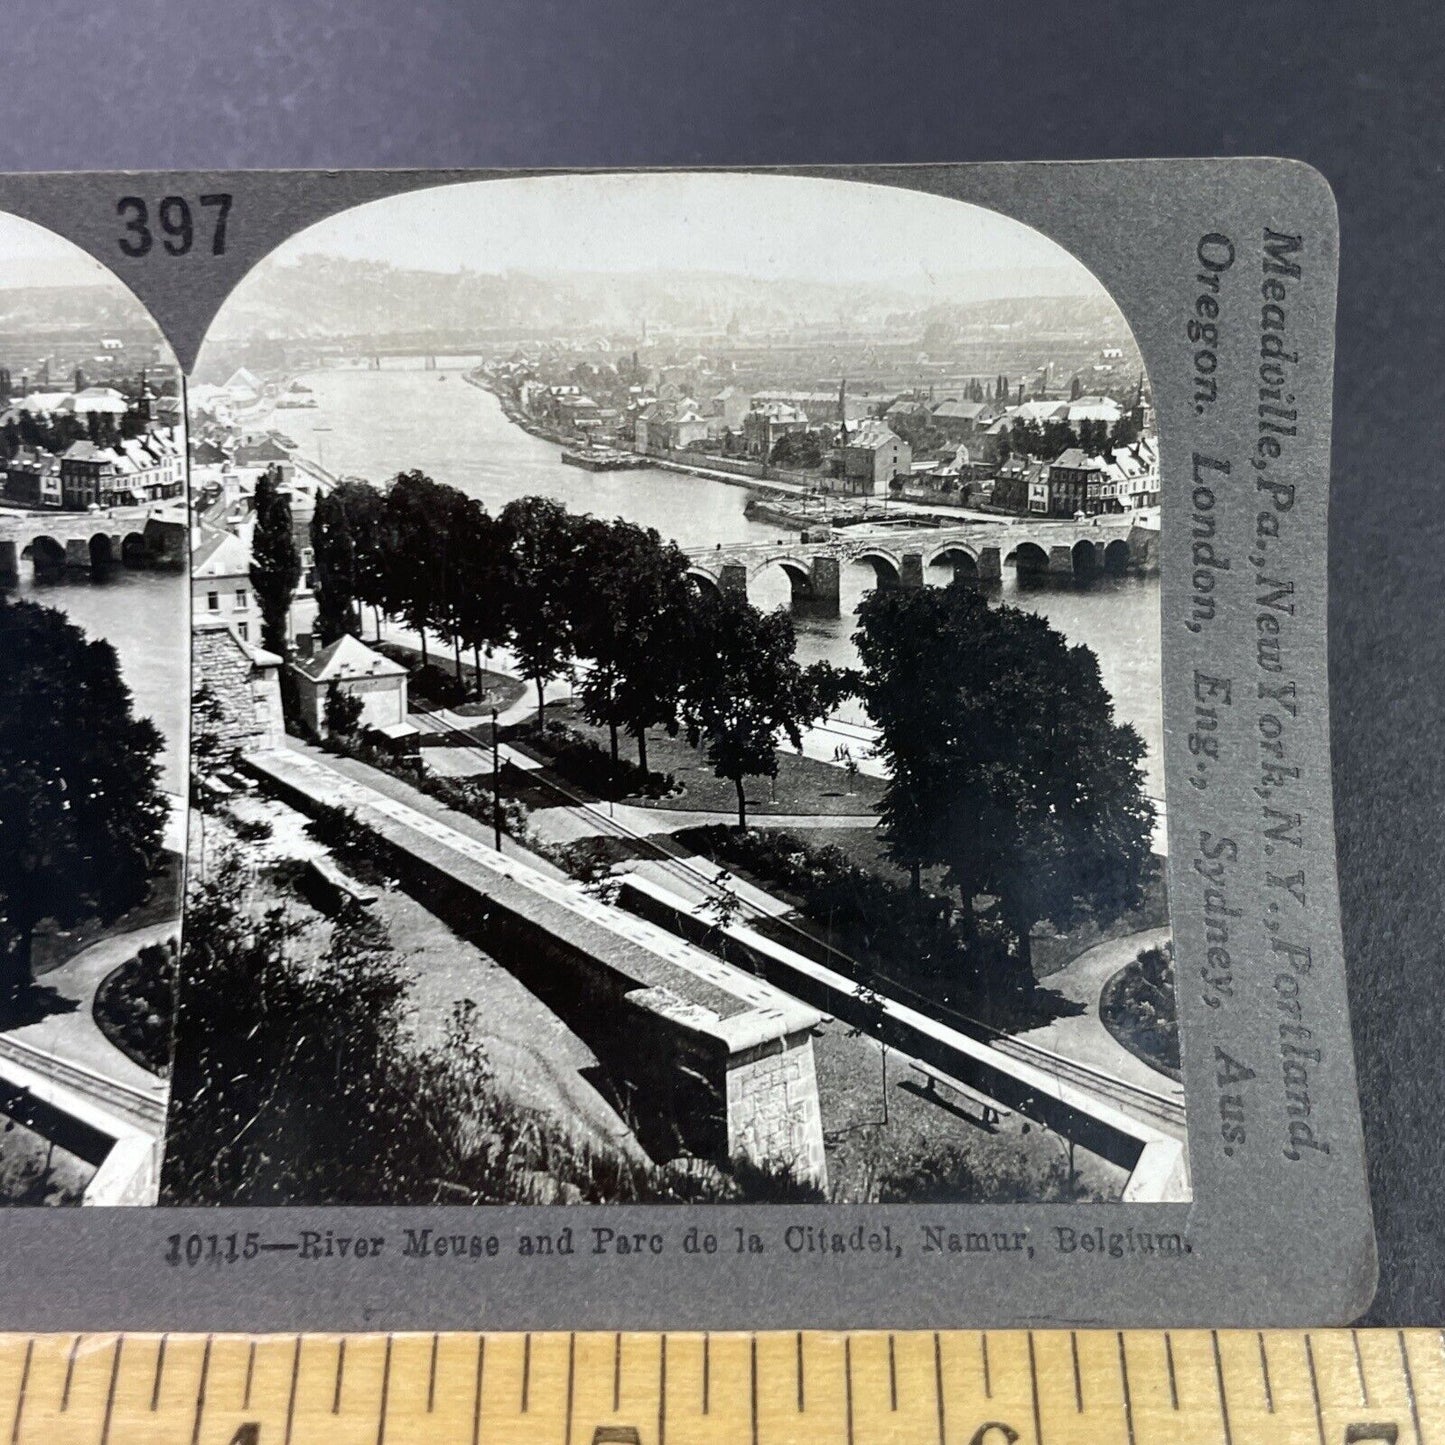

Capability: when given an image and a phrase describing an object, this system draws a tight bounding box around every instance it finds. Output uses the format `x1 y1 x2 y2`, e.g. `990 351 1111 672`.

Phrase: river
272 366 1165 797
14 567 187 795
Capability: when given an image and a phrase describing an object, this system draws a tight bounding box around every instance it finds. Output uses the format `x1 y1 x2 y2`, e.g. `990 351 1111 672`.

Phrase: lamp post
491 707 501 852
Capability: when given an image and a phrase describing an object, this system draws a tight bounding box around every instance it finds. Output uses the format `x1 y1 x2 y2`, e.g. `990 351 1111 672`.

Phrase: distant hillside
0 283 157 337
206 255 1123 345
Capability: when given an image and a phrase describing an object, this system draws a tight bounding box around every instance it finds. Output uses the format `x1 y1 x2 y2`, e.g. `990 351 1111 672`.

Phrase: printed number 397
117 194 231 257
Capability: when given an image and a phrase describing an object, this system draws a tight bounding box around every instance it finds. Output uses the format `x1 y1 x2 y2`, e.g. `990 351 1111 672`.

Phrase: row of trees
298 473 849 826
0 402 152 466
999 412 1142 464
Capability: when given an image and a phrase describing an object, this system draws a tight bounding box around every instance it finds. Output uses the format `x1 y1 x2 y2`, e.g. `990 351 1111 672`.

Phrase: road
1006 925 1179 1105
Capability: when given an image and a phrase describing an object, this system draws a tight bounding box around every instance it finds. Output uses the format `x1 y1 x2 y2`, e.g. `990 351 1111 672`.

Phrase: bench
908 1061 1009 1127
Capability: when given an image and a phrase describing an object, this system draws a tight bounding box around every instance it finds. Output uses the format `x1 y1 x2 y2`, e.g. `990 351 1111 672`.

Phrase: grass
513 703 883 817
810 1022 1121 1203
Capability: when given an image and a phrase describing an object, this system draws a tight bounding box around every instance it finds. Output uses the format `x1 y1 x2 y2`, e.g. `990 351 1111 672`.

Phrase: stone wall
193 622 283 755
726 1032 827 1190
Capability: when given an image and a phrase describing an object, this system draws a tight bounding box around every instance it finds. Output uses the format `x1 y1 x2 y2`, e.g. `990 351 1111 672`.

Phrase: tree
384 470 450 667
679 593 840 828
498 496 582 729
1111 413 1141 450
1077 418 1110 456
251 465 301 656
853 583 1154 984
450 499 512 699
1040 418 1075 459
311 479 387 646
769 429 825 469
324 682 365 738
570 517 691 769
0 600 166 999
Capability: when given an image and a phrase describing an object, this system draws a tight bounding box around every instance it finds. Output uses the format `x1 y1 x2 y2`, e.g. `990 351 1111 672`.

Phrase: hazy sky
0 212 117 288
269 172 1099 296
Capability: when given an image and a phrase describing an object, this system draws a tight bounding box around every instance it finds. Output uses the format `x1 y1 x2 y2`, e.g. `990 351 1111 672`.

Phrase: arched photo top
196 171 1149 394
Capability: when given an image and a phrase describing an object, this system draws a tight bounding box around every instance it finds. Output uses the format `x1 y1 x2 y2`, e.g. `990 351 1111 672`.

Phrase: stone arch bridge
0 506 187 586
685 518 1154 616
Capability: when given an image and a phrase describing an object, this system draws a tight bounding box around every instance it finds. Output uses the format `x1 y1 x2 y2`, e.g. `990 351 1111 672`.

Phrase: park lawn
514 703 884 818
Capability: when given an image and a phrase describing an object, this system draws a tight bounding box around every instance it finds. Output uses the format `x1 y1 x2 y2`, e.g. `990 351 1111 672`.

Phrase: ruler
0 1330 1438 1445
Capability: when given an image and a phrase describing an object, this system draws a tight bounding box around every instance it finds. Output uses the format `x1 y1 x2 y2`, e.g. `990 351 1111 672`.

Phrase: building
708 385 750 430
56 428 184 510
191 528 256 642
742 401 810 459
70 386 130 419
4 448 62 508
749 389 871 425
192 620 285 755
834 419 912 495
930 399 997 440
1043 449 1102 516
993 456 1051 514
290 633 409 739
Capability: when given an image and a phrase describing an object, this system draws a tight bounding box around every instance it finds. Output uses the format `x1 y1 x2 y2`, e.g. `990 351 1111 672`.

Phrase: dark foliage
162 851 823 1205
0 600 166 999
1100 940 1179 1076
93 937 176 1076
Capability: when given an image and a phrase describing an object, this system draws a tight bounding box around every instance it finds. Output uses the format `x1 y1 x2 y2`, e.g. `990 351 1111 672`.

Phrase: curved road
2 922 173 1115
1007 925 1179 1103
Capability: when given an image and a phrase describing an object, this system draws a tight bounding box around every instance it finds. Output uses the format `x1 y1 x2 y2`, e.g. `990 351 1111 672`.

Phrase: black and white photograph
165 172 1185 1209
0 213 186 1206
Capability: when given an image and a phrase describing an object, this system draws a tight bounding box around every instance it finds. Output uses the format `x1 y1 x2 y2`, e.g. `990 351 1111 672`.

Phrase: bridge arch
925 543 981 586
1071 538 1100 579
89 533 117 570
685 567 722 599
1006 541 1050 576
122 532 148 567
850 548 903 591
27 536 65 574
753 556 813 593
1104 538 1132 575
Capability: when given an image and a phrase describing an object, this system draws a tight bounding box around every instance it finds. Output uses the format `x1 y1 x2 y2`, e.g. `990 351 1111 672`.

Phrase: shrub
536 722 679 801
409 663 467 709
162 852 825 1206
681 825 1020 1019
876 1140 1091 1204
94 937 176 1076
320 731 533 845
1101 940 1178 1075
